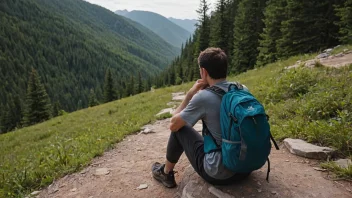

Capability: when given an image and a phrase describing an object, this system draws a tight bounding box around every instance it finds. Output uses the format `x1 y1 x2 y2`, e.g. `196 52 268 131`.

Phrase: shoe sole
153 175 176 188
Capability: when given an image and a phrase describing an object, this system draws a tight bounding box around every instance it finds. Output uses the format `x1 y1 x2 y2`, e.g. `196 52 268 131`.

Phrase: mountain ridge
115 10 192 48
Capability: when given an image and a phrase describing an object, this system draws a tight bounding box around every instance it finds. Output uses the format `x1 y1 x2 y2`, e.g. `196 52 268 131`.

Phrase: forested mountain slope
0 0 179 115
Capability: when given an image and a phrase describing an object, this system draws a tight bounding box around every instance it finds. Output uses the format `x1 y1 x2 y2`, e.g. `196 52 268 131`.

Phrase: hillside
0 46 351 197
0 0 179 116
168 17 198 33
155 0 351 88
115 10 192 48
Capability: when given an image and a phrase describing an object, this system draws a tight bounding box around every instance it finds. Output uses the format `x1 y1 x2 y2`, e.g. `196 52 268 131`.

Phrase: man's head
198 48 228 82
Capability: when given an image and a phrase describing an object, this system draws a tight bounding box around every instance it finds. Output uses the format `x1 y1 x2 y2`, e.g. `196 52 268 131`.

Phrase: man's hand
172 79 208 117
188 79 209 98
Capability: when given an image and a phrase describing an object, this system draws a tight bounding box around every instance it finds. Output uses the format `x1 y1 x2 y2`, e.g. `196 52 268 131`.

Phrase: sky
84 0 217 19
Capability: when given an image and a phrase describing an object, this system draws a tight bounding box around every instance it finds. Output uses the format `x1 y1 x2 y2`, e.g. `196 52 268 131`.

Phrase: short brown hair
198 48 228 79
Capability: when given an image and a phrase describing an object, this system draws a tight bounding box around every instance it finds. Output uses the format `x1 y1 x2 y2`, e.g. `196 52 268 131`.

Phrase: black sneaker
152 162 177 188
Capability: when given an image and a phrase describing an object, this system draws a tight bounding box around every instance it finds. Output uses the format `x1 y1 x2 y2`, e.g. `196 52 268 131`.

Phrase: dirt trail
38 118 189 198
37 116 351 198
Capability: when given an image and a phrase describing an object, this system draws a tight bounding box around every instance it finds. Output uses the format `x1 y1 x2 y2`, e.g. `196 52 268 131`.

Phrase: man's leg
152 125 209 188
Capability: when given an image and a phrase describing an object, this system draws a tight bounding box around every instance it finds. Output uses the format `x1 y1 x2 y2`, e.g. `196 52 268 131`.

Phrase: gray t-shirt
180 81 248 179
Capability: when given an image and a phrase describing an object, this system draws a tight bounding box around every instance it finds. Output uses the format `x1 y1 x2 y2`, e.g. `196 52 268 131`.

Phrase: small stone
50 188 59 194
313 167 327 172
334 159 352 169
293 183 298 187
316 53 329 59
88 196 94 198
285 160 290 162
31 191 41 196
70 188 77 192
283 138 335 160
156 108 174 117
271 191 278 195
94 168 110 176
136 184 148 190
80 169 88 174
137 148 142 151
257 189 262 193
334 52 344 58
257 181 262 186
323 48 333 53
208 186 234 198
139 127 156 135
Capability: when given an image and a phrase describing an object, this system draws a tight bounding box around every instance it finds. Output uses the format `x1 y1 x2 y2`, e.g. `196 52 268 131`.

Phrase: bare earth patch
287 51 352 69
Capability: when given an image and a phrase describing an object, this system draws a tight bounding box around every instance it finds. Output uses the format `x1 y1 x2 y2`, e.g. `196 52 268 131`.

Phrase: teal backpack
202 83 279 181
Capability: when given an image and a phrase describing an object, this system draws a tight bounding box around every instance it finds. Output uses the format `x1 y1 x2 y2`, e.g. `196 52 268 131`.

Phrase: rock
136 184 148 190
343 49 349 53
316 53 329 59
334 45 341 49
305 60 318 67
208 186 234 198
49 188 59 194
334 52 344 58
283 138 335 160
313 167 327 172
31 191 41 196
80 169 88 174
70 188 77 192
139 127 155 135
172 92 186 101
173 95 186 101
323 48 333 53
181 181 203 198
156 108 174 116
94 168 110 176
334 159 352 169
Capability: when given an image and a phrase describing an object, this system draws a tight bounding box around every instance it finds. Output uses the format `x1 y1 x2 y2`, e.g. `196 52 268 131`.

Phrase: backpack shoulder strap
205 86 226 98
228 82 244 91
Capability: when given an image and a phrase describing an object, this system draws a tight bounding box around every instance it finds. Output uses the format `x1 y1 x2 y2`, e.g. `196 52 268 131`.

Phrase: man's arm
169 79 208 132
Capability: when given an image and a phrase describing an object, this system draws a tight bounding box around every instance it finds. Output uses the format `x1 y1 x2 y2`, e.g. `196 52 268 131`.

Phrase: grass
330 44 352 55
1 47 352 197
321 160 352 180
0 85 190 197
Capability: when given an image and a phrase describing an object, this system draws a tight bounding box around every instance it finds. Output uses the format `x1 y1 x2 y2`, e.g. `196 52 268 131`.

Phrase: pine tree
103 68 117 103
22 68 51 126
137 71 143 94
257 0 287 66
224 0 240 63
277 0 342 58
52 101 61 117
336 0 352 44
232 0 268 73
0 104 12 133
210 0 228 51
126 75 135 96
196 0 211 52
0 104 6 133
88 89 99 107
